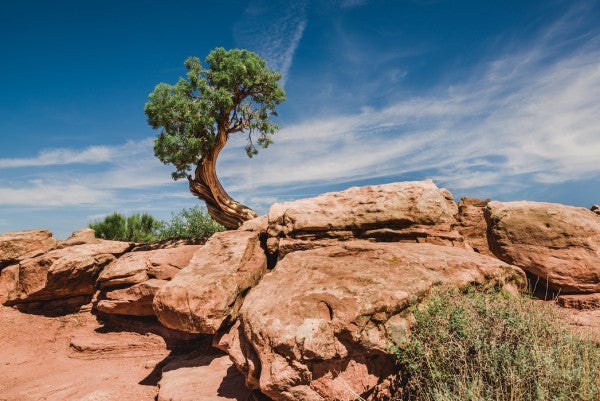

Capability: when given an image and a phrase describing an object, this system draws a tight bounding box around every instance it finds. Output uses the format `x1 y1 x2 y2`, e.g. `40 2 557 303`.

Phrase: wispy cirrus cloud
233 0 308 86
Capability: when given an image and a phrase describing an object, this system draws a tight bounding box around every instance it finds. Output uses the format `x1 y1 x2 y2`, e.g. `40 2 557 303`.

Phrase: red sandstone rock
485 201 600 293
153 231 267 334
97 245 201 289
0 229 58 267
266 180 464 259
456 197 493 256
59 228 100 248
96 279 168 316
218 241 525 401
3 240 132 305
557 293 600 310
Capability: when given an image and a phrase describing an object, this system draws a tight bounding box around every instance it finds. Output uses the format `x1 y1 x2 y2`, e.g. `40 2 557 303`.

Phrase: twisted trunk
187 131 258 229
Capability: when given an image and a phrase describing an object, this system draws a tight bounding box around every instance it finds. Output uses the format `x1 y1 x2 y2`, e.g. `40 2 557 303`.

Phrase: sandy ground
0 305 251 401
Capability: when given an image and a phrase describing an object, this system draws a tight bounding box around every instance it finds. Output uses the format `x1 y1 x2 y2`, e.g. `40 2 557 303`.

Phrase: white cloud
0 181 111 206
234 0 308 86
217 11 600 196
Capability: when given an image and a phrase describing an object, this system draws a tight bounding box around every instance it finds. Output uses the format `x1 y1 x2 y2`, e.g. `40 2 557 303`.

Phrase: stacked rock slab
266 180 464 259
217 242 525 401
485 201 600 303
0 229 58 268
95 245 201 316
2 240 132 306
456 197 493 256
153 230 267 334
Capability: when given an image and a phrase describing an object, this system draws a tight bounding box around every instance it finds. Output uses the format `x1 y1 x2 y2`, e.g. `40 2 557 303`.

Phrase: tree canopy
144 48 286 228
145 48 286 180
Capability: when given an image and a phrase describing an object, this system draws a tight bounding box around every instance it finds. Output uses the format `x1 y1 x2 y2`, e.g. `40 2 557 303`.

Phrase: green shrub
158 206 224 240
391 287 600 401
89 212 163 242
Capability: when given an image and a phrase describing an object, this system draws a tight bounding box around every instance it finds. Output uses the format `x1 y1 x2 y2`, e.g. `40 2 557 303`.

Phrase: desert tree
145 48 285 229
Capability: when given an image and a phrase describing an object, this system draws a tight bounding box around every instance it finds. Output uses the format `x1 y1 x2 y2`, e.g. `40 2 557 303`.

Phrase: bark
188 131 258 229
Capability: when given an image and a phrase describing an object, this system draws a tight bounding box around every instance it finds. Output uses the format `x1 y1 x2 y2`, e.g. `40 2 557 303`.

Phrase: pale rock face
266 180 464 259
218 241 525 401
153 230 267 334
3 240 132 305
485 201 600 294
0 229 58 268
96 279 168 316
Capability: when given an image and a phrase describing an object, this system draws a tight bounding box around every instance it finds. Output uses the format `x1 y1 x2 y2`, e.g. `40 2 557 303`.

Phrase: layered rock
0 229 58 268
266 180 463 259
218 242 525 401
485 201 600 294
97 245 201 289
154 231 267 334
96 279 167 316
557 293 600 310
2 240 132 306
456 197 492 256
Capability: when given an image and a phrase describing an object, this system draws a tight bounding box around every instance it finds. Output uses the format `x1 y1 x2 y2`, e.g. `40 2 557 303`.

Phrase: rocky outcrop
266 180 463 259
217 242 525 401
96 279 167 316
153 231 267 334
592 205 600 216
97 245 201 289
456 197 492 256
58 228 100 248
0 229 58 268
157 355 262 401
485 201 600 294
557 293 600 310
3 240 132 306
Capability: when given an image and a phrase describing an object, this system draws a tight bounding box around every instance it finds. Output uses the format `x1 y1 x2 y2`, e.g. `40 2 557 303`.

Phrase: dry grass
390 287 600 401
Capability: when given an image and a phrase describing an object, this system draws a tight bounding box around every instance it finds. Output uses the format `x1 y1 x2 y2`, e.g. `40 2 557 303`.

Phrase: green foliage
391 287 600 401
145 48 286 180
158 206 225 240
89 212 163 242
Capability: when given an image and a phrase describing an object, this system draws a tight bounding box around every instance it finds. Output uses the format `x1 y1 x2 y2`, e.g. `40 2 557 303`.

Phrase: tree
144 48 286 229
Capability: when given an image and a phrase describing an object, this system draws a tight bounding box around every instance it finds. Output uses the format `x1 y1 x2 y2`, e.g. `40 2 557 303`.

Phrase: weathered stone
3 240 132 305
97 245 201 289
456 197 493 256
59 228 100 248
220 241 525 401
153 231 267 334
239 215 268 232
157 355 257 401
96 279 167 316
266 180 463 259
485 201 600 293
0 229 58 268
592 204 600 216
557 293 600 310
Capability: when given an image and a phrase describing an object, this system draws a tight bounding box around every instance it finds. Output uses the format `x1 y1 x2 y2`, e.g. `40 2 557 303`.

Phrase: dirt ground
0 305 251 401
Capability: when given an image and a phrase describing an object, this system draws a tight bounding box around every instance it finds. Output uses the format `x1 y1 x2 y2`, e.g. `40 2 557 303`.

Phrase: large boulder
96 279 167 316
217 242 525 401
153 231 267 334
456 197 493 256
2 240 132 306
485 201 600 294
97 245 201 289
0 229 58 268
58 228 100 248
266 180 463 259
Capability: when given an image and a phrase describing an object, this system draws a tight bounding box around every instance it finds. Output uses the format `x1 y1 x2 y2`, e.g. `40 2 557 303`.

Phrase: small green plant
89 212 163 242
158 206 225 240
391 287 600 401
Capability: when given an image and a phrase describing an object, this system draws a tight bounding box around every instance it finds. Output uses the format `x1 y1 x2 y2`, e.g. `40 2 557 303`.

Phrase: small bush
158 206 224 240
391 287 600 401
89 212 163 242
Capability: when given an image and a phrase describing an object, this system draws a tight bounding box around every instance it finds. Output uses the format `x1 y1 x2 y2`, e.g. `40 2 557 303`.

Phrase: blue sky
1 0 599 238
